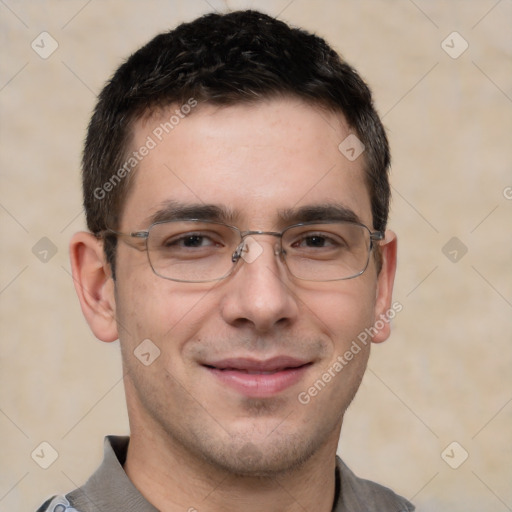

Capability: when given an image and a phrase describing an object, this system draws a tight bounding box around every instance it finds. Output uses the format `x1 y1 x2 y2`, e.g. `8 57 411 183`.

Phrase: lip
203 356 312 398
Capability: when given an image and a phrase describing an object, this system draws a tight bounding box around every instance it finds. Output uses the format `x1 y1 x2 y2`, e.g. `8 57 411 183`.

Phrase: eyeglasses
100 219 384 283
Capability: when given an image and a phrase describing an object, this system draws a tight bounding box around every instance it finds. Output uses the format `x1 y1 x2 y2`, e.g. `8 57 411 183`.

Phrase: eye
298 235 333 248
291 232 343 249
171 234 215 248
163 232 220 249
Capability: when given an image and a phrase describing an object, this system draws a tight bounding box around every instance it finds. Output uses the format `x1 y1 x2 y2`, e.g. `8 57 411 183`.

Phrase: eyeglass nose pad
232 241 245 263
232 239 282 263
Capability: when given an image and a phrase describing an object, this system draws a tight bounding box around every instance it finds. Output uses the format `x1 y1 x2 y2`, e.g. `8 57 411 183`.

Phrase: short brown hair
82 10 390 272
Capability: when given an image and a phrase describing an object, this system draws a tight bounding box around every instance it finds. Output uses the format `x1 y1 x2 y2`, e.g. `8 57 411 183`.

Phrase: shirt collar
73 436 158 512
73 436 412 512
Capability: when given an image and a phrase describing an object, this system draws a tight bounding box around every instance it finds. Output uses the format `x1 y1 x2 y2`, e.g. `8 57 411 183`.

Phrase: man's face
111 98 394 475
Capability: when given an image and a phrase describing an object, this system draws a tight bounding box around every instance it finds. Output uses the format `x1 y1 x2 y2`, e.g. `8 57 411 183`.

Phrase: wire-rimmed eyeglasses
98 219 384 283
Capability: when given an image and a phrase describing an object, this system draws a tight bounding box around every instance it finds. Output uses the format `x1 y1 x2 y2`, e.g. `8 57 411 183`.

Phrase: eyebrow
145 200 240 226
277 204 361 225
144 200 361 227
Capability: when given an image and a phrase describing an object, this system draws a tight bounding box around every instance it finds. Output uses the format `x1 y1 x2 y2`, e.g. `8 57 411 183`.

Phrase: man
38 9 413 512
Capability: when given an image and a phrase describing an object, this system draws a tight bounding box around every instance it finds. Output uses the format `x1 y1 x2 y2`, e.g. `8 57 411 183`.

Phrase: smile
203 357 312 398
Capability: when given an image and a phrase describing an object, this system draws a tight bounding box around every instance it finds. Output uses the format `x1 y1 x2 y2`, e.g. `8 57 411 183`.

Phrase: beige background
1 0 511 510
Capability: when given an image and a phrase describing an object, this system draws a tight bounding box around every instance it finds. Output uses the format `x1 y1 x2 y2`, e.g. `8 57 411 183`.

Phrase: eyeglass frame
97 218 385 283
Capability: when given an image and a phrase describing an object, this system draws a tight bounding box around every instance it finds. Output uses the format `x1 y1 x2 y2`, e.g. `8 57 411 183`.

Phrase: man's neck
123 427 338 512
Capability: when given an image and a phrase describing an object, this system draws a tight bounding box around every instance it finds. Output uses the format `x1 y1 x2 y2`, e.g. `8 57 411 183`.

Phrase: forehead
121 98 372 230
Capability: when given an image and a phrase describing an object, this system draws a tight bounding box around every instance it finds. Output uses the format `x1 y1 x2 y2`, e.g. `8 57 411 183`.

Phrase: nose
220 236 299 333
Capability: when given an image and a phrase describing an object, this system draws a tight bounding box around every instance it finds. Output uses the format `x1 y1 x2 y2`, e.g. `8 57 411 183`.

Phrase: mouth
203 356 313 398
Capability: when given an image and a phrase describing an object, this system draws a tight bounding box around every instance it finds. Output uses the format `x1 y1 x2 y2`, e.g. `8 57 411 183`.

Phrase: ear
371 230 398 344
69 232 118 342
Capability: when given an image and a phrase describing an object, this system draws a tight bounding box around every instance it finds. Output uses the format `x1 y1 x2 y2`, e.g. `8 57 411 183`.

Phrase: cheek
113 268 214 362
303 279 377 346
297 283 377 411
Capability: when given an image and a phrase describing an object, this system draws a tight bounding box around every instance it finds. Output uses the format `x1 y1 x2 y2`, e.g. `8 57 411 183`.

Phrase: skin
70 97 397 512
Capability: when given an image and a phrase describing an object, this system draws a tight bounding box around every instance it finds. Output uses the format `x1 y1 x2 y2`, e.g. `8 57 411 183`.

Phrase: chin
191 429 323 478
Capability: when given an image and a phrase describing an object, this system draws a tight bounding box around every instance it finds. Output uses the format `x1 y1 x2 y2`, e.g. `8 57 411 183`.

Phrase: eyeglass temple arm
95 229 149 251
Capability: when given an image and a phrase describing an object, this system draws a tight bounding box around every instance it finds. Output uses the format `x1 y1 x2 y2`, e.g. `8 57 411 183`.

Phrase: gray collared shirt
37 436 414 512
